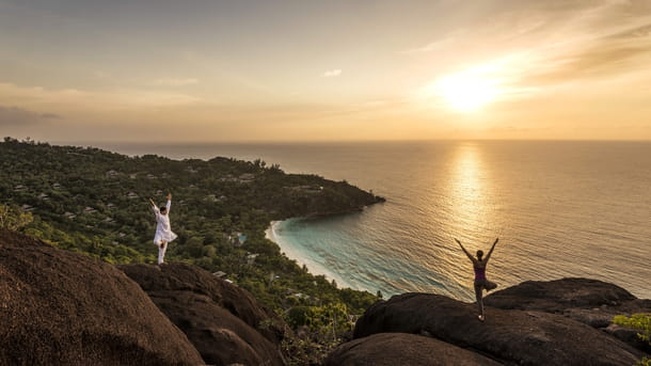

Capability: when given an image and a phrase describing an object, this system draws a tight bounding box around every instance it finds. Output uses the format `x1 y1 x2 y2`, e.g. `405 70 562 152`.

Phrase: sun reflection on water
448 142 489 234
432 142 496 300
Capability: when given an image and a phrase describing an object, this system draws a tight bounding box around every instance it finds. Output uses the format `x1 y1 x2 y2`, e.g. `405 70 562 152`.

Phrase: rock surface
324 332 502 366
484 278 648 314
333 279 651 366
0 230 204 366
4 228 649 366
120 263 287 366
485 278 651 354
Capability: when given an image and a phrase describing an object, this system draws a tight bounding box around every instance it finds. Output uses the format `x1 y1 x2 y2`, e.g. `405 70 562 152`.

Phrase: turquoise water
101 140 651 301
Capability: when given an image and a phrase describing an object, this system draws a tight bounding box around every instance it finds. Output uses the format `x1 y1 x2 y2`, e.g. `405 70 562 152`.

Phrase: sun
436 72 501 112
421 67 505 113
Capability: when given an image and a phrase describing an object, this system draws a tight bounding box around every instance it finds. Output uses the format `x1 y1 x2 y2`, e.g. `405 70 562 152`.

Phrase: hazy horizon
2 0 651 142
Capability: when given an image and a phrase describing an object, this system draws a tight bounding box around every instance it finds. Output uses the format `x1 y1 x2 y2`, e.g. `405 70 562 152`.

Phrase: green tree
0 204 33 231
283 301 354 365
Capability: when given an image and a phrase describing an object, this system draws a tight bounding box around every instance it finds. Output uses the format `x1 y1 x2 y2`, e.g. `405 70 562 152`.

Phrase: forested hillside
0 137 385 362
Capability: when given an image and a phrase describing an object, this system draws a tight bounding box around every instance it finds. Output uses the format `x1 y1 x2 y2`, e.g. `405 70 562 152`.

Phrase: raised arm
165 193 172 213
484 238 499 263
455 238 475 262
149 198 160 216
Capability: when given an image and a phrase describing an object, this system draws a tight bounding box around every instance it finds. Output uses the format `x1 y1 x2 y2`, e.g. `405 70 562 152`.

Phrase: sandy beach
265 220 356 290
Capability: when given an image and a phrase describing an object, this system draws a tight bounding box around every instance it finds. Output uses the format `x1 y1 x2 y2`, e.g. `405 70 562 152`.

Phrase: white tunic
153 200 178 245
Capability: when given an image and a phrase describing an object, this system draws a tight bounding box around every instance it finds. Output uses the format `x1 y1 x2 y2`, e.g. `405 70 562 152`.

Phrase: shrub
613 313 651 366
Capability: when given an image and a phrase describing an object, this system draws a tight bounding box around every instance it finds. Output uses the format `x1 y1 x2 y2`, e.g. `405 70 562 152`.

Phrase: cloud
0 82 201 111
401 36 457 54
93 71 111 80
0 82 87 104
522 21 651 86
0 106 62 125
322 69 342 77
607 22 651 40
40 113 62 119
153 78 199 86
423 1 651 95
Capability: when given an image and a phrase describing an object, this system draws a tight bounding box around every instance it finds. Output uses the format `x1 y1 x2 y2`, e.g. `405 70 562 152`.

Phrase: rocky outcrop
0 230 204 366
484 278 651 353
327 278 651 366
120 263 288 366
484 278 650 317
4 227 649 366
324 332 502 366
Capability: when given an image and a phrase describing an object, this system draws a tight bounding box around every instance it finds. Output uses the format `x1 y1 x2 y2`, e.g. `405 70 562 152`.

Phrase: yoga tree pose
455 237 500 321
150 193 178 265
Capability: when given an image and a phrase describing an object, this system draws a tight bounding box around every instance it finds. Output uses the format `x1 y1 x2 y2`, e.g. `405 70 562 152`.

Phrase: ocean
98 140 651 301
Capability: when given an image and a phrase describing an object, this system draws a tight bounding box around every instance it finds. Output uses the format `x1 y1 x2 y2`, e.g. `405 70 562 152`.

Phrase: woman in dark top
455 237 499 321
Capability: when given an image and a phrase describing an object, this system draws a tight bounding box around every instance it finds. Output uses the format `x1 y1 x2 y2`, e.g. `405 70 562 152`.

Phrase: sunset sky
1 0 650 143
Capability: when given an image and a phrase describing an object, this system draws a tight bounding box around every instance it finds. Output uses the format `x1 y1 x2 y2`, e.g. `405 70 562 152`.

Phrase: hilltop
0 137 384 363
2 230 649 365
326 278 651 365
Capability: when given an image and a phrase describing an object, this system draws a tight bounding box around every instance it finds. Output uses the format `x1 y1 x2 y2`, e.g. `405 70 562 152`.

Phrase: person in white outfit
149 193 178 265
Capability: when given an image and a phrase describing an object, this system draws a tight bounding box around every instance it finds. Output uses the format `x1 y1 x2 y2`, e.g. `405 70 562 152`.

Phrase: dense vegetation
0 137 385 364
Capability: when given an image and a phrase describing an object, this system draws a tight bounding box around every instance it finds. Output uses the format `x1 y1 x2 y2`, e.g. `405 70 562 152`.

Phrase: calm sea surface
98 140 651 301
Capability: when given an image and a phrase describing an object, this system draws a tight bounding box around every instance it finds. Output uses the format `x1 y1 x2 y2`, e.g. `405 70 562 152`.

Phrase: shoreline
265 219 356 290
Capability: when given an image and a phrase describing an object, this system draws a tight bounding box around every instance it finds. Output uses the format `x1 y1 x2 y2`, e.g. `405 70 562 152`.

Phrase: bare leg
158 241 167 265
485 280 497 291
474 282 485 321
